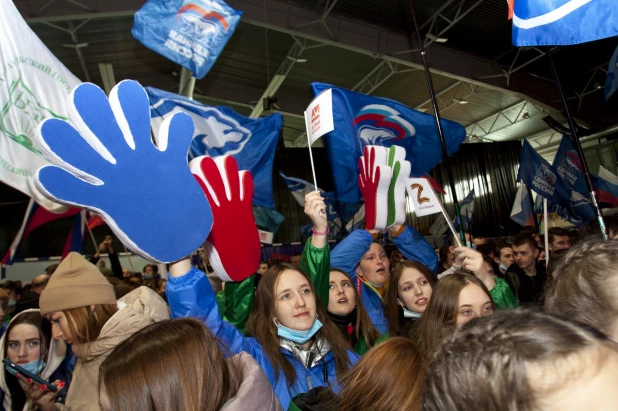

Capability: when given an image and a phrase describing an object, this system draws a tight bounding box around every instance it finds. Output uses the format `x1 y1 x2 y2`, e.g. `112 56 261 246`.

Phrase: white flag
0 0 81 212
305 89 334 145
406 178 444 217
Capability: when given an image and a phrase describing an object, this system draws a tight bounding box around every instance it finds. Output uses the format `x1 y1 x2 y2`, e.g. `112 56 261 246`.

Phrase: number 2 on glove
34 80 213 263
190 155 261 282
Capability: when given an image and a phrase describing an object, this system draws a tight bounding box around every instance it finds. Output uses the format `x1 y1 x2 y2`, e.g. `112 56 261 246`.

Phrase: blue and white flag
132 0 242 79
593 166 618 207
553 135 588 196
147 87 282 209
551 135 595 227
512 0 618 46
454 189 475 230
510 185 535 227
517 140 571 206
279 171 342 240
310 83 466 208
606 45 618 101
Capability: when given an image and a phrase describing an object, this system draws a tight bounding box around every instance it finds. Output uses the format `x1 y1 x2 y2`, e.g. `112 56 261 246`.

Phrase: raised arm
301 191 331 309
167 258 258 356
390 224 439 272
330 230 375 281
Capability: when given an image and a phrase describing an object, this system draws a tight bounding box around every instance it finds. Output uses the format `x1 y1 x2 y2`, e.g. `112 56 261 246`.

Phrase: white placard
305 89 334 145
406 178 443 217
258 229 274 245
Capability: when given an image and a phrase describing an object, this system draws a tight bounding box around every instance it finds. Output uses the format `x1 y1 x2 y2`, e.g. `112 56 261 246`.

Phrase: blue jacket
330 227 438 334
167 268 359 410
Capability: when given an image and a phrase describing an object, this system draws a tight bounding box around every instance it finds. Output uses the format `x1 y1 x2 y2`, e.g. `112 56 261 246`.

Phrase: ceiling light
458 99 468 104
426 33 448 43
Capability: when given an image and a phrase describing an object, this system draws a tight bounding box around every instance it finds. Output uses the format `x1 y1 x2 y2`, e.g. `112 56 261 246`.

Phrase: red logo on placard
311 104 321 135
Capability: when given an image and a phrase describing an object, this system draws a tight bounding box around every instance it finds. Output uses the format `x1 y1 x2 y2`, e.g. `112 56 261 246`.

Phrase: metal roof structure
14 0 618 156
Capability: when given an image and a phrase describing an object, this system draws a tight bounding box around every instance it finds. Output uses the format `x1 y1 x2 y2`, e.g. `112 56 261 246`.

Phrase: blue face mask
500 263 510 272
6 358 45 377
7 300 16 308
143 274 153 280
275 318 323 344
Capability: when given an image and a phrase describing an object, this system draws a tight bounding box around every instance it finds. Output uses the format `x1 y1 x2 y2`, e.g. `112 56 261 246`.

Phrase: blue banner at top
310 83 466 205
132 0 242 79
512 0 618 46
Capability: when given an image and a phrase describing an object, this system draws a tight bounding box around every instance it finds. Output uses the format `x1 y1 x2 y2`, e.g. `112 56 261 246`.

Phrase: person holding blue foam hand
301 191 380 355
331 145 438 334
167 156 359 410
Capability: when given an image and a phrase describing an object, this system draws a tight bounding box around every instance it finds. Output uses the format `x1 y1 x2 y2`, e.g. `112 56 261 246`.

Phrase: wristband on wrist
312 226 330 236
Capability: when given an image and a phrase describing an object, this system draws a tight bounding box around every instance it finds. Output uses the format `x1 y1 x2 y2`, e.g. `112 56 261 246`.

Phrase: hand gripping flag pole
408 0 466 246
546 48 608 239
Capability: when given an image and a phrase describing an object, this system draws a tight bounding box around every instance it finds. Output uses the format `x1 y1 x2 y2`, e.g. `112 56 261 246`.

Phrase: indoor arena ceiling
14 0 618 156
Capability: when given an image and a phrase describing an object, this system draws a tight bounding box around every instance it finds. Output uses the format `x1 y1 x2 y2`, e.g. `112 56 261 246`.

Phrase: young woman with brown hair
291 337 425 411
167 256 359 410
329 206 438 334
301 192 380 355
99 318 281 411
0 310 70 411
384 260 436 338
34 252 170 410
411 272 494 359
424 310 618 411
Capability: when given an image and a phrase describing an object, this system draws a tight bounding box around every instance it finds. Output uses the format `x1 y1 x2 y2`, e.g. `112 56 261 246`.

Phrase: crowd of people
1 194 617 410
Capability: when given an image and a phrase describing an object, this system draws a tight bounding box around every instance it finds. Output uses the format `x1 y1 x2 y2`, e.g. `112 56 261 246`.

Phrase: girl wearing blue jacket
330 224 438 334
166 258 359 410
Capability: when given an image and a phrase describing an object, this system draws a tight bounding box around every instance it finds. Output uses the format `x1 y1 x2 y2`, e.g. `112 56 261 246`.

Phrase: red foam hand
191 155 260 282
358 146 391 230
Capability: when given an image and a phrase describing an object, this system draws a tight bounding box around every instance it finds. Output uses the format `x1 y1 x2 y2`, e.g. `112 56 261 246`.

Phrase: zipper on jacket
306 375 313 389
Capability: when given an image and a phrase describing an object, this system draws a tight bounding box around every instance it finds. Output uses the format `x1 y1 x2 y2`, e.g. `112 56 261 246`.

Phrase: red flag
422 174 446 195
87 215 105 230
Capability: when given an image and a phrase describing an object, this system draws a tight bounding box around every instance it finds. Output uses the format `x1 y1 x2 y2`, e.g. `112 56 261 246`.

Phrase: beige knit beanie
40 252 116 315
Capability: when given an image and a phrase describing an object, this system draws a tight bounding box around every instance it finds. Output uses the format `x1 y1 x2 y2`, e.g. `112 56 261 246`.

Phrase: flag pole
409 0 466 246
543 198 549 267
546 47 608 239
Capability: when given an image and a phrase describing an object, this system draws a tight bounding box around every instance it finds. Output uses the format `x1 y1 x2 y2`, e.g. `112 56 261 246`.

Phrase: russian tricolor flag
511 184 535 227
2 200 80 266
594 166 618 207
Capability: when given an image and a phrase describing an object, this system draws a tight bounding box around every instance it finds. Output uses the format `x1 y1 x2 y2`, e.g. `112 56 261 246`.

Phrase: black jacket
505 262 547 306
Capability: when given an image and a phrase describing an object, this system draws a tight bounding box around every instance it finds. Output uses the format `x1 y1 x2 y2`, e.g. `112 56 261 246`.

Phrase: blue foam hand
34 80 213 263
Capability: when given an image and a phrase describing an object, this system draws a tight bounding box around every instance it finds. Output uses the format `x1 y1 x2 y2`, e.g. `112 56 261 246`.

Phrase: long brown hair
4 312 52 411
385 261 436 337
329 268 380 348
100 318 241 411
64 304 118 345
337 337 425 411
247 263 353 384
411 272 494 359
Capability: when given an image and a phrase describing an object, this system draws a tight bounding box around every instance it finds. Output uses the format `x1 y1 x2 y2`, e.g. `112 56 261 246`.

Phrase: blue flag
606 45 618 101
512 0 618 46
147 87 282 209
310 83 466 206
279 172 342 240
553 135 589 196
132 0 242 79
517 140 571 206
